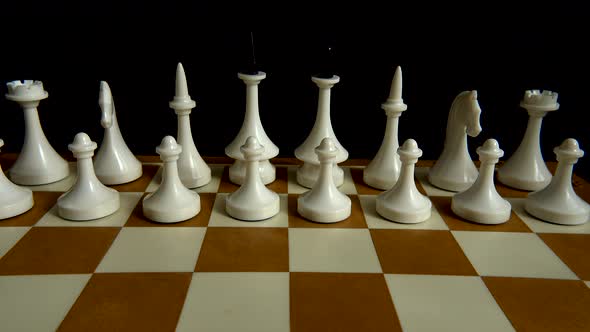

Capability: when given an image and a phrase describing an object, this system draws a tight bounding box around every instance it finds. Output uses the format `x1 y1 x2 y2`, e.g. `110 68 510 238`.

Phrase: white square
0 227 29 257
289 228 382 273
176 272 289 332
585 281 590 288
415 167 456 197
0 274 91 332
36 192 142 227
145 165 223 193
385 274 514 332
509 198 590 234
96 227 206 272
208 193 288 227
287 166 357 194
24 162 77 192
452 231 577 279
359 195 448 230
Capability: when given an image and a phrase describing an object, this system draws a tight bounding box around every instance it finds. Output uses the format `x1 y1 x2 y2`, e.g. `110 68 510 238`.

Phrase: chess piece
5 80 69 185
364 66 407 190
143 136 201 223
94 81 142 185
525 138 590 225
428 90 482 192
452 139 511 225
297 137 351 223
376 139 431 223
225 71 279 185
295 75 348 188
169 63 211 188
57 133 120 221
0 139 34 219
498 90 558 191
225 136 280 221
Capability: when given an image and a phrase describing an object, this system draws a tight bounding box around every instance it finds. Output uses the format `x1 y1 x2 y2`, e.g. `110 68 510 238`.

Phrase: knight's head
466 90 482 137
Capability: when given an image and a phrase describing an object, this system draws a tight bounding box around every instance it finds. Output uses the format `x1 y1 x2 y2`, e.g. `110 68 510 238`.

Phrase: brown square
125 193 215 227
431 196 532 232
0 227 119 275
109 164 159 192
0 191 62 226
58 272 192 332
573 174 590 204
539 233 590 280
288 194 368 228
290 272 402 332
218 166 288 193
370 229 477 275
350 167 427 195
195 227 289 272
483 277 590 332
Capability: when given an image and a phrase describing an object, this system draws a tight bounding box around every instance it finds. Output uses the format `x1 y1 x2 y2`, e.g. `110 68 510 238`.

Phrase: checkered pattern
1 159 590 332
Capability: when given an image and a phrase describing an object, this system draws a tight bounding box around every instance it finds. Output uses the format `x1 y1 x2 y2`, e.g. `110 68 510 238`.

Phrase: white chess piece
297 137 351 223
225 136 280 221
94 81 142 185
428 91 482 192
364 66 407 190
0 139 34 219
452 139 511 224
225 71 279 185
169 63 211 188
525 138 590 225
57 133 120 221
376 139 431 223
143 136 201 223
5 80 69 185
295 75 348 188
498 90 558 191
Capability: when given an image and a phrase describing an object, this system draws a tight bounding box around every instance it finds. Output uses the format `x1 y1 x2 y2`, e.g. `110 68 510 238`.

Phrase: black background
1 3 588 179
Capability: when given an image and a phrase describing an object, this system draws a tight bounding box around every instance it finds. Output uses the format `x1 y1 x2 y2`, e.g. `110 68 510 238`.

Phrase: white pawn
298 137 351 223
5 80 69 185
143 136 200 223
94 81 142 185
525 139 590 225
452 139 511 224
364 66 407 190
57 133 120 221
0 139 34 219
169 63 211 188
376 139 431 223
225 137 280 221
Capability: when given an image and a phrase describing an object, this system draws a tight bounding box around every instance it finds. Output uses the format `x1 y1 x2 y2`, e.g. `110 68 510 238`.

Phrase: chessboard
1 156 590 332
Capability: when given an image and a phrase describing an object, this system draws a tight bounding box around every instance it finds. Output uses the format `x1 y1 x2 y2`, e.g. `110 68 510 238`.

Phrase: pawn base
0 189 34 220
9 161 69 186
297 194 351 223
143 191 201 223
95 165 143 186
525 199 590 226
225 193 280 221
229 159 276 185
451 199 511 225
57 191 120 221
376 198 431 224
297 162 344 188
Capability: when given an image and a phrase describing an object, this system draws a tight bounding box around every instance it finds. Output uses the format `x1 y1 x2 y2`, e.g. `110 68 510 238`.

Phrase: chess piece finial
0 139 34 219
498 90 559 191
143 136 201 223
451 138 511 224
5 80 69 185
376 138 431 223
525 138 590 225
225 136 280 221
364 66 408 190
57 133 120 221
297 137 351 223
428 90 482 192
295 75 348 188
169 62 211 188
225 70 279 185
94 81 143 185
